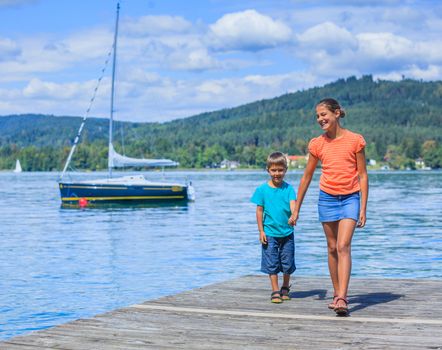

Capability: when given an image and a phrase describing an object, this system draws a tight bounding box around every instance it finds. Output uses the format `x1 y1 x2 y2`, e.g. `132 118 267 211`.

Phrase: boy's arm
288 200 297 226
256 205 267 244
290 199 296 214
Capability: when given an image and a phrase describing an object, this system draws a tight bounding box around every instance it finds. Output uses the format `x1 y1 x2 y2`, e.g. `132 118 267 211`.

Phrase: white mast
108 2 120 178
58 2 177 182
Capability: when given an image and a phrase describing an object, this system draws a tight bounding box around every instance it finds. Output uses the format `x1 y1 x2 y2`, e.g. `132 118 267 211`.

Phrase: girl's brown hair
317 98 346 118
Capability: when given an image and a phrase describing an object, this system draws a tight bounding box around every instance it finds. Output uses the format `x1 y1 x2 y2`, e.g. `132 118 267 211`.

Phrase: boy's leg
281 274 291 300
279 234 295 300
269 274 279 292
269 274 282 303
282 273 291 288
261 236 283 303
280 234 296 275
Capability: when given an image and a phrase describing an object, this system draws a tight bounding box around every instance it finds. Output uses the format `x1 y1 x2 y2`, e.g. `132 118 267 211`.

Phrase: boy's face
267 164 287 186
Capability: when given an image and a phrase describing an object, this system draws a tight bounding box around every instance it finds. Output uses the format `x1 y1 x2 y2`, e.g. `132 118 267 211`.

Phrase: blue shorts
318 190 360 223
261 233 296 275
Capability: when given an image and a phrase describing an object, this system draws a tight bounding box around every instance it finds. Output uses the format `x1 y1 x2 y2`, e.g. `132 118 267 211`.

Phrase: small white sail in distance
14 159 22 173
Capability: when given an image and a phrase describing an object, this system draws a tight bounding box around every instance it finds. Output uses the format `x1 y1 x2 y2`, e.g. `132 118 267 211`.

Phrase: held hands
288 212 299 226
259 231 267 245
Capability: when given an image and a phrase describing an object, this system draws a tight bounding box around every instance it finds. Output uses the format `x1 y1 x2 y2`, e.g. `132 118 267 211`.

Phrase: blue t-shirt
251 181 297 237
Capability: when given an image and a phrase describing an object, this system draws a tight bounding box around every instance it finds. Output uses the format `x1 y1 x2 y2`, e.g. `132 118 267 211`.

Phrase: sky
1 0 442 123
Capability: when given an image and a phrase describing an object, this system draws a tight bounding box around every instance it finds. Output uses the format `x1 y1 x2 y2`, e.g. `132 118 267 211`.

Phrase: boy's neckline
267 180 285 189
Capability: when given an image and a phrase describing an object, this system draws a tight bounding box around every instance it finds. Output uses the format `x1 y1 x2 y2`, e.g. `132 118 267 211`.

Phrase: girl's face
316 104 340 131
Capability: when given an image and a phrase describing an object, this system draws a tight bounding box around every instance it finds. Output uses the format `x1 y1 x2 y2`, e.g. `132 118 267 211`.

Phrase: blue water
0 170 441 339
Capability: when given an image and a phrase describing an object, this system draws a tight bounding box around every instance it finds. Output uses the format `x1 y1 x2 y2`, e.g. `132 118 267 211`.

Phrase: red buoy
78 198 88 208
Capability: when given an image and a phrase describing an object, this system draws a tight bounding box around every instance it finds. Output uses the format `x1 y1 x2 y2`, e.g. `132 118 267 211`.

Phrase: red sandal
328 295 338 309
334 297 349 316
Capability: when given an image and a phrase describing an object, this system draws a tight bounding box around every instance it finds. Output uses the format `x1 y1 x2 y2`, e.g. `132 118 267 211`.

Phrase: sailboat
58 3 194 206
13 159 22 173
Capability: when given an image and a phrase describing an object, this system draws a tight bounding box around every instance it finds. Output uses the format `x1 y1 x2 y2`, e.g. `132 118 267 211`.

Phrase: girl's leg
336 218 357 302
322 221 339 295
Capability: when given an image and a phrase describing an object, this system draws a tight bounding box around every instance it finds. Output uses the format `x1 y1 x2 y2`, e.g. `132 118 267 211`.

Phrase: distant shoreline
1 168 441 173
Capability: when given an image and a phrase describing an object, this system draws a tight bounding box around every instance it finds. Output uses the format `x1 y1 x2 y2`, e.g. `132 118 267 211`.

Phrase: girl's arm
356 149 369 227
256 205 267 244
291 153 318 225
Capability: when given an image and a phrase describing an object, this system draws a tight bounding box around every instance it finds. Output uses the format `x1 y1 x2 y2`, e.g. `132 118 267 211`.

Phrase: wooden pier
2 275 442 349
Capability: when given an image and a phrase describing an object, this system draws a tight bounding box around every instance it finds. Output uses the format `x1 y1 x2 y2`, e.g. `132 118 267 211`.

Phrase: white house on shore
220 159 240 170
286 155 308 168
415 157 431 170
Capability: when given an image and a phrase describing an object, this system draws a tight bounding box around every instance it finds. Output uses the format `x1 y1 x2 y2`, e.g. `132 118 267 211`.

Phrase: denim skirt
318 190 360 223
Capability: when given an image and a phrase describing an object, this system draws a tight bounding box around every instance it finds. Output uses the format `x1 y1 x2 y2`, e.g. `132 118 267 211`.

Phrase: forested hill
1 75 442 170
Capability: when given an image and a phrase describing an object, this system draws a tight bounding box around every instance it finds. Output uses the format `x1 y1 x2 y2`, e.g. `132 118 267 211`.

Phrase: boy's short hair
266 151 287 169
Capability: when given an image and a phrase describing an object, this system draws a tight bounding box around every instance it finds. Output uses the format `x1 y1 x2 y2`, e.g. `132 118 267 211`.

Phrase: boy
251 152 297 303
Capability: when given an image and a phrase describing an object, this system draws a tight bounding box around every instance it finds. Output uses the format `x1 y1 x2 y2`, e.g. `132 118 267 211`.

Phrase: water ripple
0 170 441 339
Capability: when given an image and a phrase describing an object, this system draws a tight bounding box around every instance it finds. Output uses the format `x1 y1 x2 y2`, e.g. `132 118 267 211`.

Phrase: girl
290 98 368 316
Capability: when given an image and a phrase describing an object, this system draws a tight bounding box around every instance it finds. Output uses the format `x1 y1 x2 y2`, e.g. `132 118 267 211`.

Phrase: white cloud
294 22 442 79
0 86 20 99
58 28 113 61
0 28 113 84
194 72 316 108
297 22 358 54
357 32 413 61
114 34 222 72
122 15 193 36
0 38 21 61
409 64 442 80
418 41 442 64
0 76 111 117
426 17 442 35
2 1 442 122
124 68 161 84
23 78 96 100
209 9 292 51
5 69 319 122
377 65 442 81
0 87 22 114
166 48 221 71
287 3 438 41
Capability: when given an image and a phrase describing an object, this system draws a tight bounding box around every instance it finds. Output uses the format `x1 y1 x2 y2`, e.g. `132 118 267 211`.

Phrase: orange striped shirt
308 129 366 195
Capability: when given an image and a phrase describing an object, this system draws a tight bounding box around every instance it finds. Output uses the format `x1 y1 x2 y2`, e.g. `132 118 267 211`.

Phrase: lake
0 170 441 339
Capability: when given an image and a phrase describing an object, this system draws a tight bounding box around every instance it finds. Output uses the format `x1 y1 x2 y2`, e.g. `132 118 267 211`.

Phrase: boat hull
59 181 188 205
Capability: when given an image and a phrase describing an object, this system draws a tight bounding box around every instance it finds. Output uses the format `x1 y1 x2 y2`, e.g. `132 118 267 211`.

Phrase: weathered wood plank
2 276 442 349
